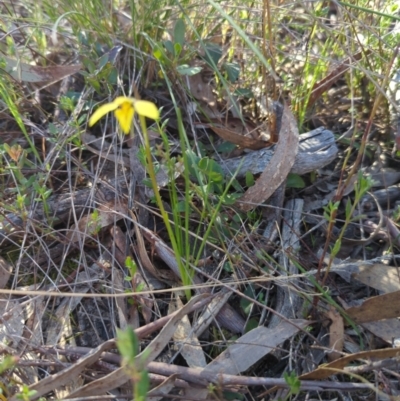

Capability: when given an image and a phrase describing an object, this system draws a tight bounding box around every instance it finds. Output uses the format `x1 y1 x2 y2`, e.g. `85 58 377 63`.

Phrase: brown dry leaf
206 319 309 373
46 296 83 347
2 56 81 83
301 348 400 381
352 264 400 293
236 104 299 211
132 273 154 325
147 374 180 400
194 287 234 337
386 217 400 247
10 339 117 401
67 203 126 243
0 256 13 289
369 168 400 188
326 307 344 362
362 319 400 344
307 51 365 110
5 144 23 162
0 296 25 349
110 225 128 267
345 290 400 324
189 319 309 400
187 69 217 108
46 266 103 345
169 296 207 369
335 262 400 344
66 294 211 399
113 269 129 330
205 118 270 150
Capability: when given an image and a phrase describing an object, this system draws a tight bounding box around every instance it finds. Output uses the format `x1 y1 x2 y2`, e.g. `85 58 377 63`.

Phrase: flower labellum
89 96 159 134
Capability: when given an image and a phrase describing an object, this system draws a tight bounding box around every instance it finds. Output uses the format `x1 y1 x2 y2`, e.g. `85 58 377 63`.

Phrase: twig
38 345 373 393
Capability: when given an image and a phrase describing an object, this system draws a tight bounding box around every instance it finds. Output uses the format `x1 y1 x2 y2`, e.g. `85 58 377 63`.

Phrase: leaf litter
0 2 400 401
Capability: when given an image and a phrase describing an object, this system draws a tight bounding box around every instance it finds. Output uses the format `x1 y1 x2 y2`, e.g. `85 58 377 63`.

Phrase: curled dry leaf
2 56 81 83
169 296 207 368
147 374 180 400
188 319 309 400
326 307 344 362
187 68 217 105
236 104 299 211
66 203 126 243
344 290 400 324
362 319 400 344
307 51 365 110
0 296 25 348
351 263 400 294
204 118 271 150
301 348 400 381
132 273 154 325
0 256 12 289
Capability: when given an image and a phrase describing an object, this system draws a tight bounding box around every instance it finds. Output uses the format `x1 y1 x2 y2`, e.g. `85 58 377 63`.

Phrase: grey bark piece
361 184 400 210
187 319 309 400
268 198 304 328
221 127 337 178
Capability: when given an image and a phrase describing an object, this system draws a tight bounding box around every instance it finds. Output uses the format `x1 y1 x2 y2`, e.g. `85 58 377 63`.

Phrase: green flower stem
139 115 192 299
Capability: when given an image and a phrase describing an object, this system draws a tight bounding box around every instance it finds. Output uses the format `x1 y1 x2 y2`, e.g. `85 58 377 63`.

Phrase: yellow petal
114 101 135 134
89 101 120 127
133 100 159 120
113 96 135 106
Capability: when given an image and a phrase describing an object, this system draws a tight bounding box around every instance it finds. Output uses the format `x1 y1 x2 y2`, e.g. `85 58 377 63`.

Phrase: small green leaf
136 370 150 401
223 262 233 272
163 40 175 56
174 42 182 57
220 192 242 205
98 53 108 70
283 371 301 395
216 141 237 153
97 53 109 70
106 67 118 84
82 57 96 74
240 285 256 315
186 149 201 177
48 123 60 136
204 43 222 66
244 318 258 333
125 256 137 277
173 18 186 46
245 171 255 187
223 390 245 400
0 355 16 374
116 327 139 366
223 62 240 82
153 47 164 61
234 88 254 98
287 173 305 188
174 200 188 213
176 65 202 76
198 157 223 183
331 239 341 258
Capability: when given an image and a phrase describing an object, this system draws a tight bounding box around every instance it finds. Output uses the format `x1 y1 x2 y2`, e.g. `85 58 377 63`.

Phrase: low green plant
321 171 374 284
282 371 301 398
0 144 52 219
116 327 150 401
15 385 38 401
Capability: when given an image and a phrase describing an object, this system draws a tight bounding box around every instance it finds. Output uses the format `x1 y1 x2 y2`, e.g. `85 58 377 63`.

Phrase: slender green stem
139 115 192 299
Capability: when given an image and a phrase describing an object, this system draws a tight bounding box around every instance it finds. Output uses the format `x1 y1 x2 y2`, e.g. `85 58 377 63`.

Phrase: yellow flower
89 96 159 134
